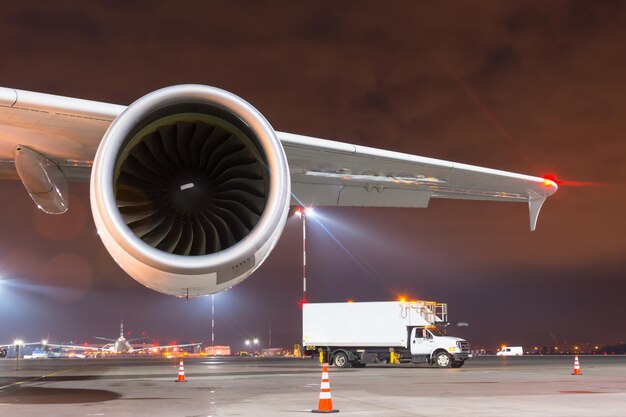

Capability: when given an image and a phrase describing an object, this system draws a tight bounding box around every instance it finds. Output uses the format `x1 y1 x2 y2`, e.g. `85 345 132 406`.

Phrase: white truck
303 301 470 368
497 346 524 356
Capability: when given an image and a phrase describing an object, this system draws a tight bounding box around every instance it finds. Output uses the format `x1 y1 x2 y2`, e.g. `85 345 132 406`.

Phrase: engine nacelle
90 85 290 297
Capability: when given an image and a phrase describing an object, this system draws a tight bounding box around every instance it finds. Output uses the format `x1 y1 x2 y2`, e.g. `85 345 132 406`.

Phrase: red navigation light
542 173 602 188
299 299 307 308
542 174 562 186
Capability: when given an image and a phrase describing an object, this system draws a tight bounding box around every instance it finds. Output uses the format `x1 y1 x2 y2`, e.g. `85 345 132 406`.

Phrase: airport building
204 346 231 356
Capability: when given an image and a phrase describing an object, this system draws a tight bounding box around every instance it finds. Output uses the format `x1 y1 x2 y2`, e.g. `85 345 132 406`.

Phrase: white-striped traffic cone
572 355 582 375
176 359 187 382
311 363 338 413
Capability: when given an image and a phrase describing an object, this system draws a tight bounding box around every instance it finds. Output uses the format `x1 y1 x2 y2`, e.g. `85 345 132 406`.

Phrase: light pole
211 294 215 356
295 207 314 304
14 339 23 370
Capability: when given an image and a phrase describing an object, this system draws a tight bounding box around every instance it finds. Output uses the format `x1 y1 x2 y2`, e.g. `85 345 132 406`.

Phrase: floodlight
14 339 23 346
304 207 314 216
253 338 259 345
244 340 250 346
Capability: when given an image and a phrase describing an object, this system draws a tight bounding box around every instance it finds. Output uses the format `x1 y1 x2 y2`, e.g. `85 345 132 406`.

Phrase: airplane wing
133 342 202 352
0 84 559 297
92 337 118 342
46 343 106 351
0 86 556 230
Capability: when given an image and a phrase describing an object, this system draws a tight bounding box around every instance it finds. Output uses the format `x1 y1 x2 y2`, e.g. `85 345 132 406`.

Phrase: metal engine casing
90 85 290 297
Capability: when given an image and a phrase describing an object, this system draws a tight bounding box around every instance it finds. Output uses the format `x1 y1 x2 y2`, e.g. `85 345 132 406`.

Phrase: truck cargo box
303 301 445 348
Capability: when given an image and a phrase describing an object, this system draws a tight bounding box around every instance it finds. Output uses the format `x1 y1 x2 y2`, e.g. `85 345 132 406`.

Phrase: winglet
528 191 547 231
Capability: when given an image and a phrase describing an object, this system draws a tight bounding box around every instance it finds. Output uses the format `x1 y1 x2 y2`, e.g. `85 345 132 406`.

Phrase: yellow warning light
398 297 407 303
347 299 354 304
543 178 553 187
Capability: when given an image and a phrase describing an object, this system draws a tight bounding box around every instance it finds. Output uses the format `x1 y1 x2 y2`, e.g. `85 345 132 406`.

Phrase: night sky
0 1 624 350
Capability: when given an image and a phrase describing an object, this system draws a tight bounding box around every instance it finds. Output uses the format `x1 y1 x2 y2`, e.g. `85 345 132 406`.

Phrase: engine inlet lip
92 85 290 274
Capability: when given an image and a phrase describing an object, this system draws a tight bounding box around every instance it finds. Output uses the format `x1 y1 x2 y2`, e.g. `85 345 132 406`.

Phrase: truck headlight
448 347 457 352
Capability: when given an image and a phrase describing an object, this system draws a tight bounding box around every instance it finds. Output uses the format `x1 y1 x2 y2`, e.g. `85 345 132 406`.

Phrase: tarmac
1 355 625 416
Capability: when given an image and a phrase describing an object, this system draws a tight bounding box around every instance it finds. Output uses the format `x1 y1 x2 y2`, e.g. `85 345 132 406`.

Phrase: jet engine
90 85 290 297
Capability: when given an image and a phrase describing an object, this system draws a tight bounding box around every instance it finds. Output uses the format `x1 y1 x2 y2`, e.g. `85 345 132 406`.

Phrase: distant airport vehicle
0 85 558 298
497 346 524 356
24 348 62 359
303 301 470 368
47 320 201 354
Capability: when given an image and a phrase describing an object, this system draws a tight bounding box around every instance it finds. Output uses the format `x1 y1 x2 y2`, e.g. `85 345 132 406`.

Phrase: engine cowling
90 85 290 297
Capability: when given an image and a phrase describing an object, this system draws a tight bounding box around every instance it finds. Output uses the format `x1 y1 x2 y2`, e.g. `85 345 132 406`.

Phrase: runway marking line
0 367 78 392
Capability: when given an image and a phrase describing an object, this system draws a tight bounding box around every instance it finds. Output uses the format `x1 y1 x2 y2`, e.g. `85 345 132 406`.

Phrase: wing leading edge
0 86 557 230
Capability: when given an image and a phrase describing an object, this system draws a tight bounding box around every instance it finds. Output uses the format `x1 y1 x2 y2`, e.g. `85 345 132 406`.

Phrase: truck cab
410 326 469 368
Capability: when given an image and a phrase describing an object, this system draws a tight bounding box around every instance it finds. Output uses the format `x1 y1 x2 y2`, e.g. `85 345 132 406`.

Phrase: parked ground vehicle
497 346 524 356
303 300 470 368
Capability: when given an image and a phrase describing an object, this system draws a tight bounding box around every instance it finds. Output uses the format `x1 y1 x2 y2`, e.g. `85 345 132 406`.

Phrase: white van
497 346 523 356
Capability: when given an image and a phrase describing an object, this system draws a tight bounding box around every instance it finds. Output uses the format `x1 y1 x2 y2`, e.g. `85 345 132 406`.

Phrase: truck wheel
332 351 350 368
434 352 452 368
451 361 465 368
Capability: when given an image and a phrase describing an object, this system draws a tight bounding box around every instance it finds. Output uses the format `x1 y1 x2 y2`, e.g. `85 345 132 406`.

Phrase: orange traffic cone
311 363 339 413
572 355 582 375
176 359 187 382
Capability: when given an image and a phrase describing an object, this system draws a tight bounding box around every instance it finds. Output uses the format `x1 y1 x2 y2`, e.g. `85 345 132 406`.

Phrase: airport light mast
211 294 215 355
295 207 314 304
14 339 23 371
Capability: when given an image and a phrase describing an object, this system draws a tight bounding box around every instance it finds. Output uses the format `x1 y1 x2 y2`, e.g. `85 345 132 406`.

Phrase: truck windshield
426 326 445 337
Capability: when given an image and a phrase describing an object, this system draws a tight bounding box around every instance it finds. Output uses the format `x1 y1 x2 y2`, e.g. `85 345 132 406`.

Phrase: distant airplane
47 319 201 354
0 85 558 298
